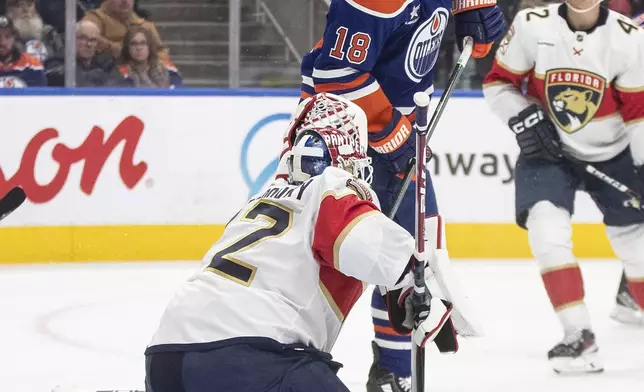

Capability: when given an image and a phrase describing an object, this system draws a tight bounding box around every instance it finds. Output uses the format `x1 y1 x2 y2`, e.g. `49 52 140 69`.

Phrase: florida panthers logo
405 7 449 83
545 69 605 134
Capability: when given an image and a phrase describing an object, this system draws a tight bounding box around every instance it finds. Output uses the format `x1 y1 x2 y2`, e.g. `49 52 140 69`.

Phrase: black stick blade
0 186 26 222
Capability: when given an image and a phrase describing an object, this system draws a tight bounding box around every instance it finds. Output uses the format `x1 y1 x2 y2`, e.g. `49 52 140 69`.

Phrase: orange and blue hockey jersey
300 1 452 377
0 49 47 87
301 0 451 139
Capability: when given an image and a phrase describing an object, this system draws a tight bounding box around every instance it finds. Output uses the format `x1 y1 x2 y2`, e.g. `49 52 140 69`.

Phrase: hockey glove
509 104 563 163
369 109 432 174
385 282 457 351
452 0 505 58
384 256 457 352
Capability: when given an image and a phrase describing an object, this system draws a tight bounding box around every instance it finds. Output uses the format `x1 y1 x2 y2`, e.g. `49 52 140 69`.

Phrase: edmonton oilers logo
405 8 449 83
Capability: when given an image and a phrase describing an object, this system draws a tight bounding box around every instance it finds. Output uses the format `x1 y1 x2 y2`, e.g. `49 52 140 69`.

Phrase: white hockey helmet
284 92 369 156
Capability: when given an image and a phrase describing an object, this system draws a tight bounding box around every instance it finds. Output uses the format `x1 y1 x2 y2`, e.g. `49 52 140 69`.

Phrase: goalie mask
283 93 369 156
287 128 373 184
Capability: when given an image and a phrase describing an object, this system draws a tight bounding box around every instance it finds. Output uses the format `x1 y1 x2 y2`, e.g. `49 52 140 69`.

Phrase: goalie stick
410 91 431 392
387 37 474 220
0 186 26 222
382 37 472 392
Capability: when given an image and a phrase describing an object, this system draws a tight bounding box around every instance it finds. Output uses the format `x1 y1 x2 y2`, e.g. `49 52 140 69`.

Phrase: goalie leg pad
425 214 447 251
427 249 484 337
424 215 484 337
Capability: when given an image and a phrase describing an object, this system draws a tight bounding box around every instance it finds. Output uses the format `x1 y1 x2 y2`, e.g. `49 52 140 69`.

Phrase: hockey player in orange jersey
296 1 506 390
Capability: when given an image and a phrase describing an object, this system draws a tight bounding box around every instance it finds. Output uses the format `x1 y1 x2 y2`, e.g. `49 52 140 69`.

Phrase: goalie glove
384 256 458 352
405 288 457 350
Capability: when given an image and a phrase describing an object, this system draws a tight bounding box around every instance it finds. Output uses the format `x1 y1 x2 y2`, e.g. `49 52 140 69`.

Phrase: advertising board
0 92 614 261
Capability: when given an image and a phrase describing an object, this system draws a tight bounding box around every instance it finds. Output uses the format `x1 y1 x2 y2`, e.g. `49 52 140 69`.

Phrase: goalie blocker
380 215 483 352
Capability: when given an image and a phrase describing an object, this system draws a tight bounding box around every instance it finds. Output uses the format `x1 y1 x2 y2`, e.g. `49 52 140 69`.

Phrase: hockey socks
370 289 411 378
541 264 592 332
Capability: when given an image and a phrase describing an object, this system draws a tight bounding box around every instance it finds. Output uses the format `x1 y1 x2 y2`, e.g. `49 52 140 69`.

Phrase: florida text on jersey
300 0 451 138
483 4 644 163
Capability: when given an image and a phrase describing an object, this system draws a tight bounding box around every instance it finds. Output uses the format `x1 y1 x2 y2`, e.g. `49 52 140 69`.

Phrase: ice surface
1 260 642 392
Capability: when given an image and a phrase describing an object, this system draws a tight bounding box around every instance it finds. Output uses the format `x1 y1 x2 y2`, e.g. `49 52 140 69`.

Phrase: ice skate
548 329 603 374
366 341 411 392
610 272 644 326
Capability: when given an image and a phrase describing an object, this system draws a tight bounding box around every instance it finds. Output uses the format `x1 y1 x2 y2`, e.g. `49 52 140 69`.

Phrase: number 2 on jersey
207 200 293 286
526 9 549 21
330 26 371 64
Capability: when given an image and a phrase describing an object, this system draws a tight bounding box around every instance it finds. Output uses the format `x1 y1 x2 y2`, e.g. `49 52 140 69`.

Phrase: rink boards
0 89 615 262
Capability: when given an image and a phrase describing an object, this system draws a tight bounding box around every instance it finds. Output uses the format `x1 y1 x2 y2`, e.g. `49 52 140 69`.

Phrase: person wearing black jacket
49 19 125 87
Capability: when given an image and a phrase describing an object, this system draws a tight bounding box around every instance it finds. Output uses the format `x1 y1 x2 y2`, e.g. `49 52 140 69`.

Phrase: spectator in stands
83 0 168 61
6 0 42 41
37 0 97 34
0 15 46 87
118 26 178 88
6 0 64 76
36 0 148 35
75 20 124 87
37 0 75 34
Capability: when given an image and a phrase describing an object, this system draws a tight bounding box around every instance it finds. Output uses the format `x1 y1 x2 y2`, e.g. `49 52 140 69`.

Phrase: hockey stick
387 36 474 219
562 151 644 211
0 186 26 222
584 164 643 210
411 92 431 392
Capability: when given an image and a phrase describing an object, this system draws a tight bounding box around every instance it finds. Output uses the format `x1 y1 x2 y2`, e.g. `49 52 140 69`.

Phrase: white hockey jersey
146 167 414 354
483 4 644 164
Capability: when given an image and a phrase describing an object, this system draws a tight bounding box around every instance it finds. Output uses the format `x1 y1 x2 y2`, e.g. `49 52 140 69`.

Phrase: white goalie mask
287 127 373 184
283 93 369 157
